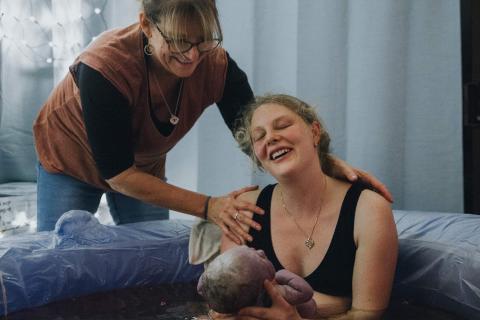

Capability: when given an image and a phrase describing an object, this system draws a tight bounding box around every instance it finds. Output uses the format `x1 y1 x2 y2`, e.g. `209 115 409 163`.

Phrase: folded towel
188 220 222 265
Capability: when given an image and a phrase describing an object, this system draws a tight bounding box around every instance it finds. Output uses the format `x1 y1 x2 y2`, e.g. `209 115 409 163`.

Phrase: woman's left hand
208 185 264 245
331 156 394 203
235 280 302 320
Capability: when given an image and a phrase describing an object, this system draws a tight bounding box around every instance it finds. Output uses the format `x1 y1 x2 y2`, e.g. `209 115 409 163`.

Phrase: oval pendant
170 115 179 125
305 238 315 250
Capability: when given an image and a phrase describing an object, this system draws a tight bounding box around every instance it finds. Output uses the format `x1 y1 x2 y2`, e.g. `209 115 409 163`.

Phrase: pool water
8 283 208 320
7 283 464 320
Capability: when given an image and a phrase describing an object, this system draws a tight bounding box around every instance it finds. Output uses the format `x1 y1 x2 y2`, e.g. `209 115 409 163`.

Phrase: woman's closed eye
274 120 292 130
252 122 292 142
252 131 265 142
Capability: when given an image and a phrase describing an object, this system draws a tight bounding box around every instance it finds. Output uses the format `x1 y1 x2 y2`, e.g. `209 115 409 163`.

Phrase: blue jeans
36 163 169 231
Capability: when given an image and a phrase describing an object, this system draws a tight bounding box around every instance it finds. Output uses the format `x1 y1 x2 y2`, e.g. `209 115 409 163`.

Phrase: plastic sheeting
1 209 479 318
393 210 480 319
0 210 203 316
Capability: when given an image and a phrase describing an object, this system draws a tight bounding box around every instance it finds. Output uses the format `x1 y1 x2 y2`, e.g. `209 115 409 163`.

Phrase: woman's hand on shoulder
236 280 303 320
330 156 394 203
208 186 264 245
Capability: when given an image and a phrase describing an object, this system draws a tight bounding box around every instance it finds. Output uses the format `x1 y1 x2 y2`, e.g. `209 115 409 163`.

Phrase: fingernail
248 236 253 242
256 224 261 231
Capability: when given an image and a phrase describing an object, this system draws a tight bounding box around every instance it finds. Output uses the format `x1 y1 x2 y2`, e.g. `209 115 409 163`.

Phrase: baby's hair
199 253 265 313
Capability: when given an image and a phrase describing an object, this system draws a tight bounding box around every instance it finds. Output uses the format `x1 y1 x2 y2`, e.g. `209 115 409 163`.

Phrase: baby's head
197 246 275 314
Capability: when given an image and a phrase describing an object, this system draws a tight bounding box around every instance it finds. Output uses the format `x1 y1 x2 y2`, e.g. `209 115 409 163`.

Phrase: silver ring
234 211 239 221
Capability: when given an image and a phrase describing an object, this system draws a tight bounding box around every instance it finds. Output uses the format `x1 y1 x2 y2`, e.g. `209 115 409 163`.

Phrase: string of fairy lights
0 0 109 66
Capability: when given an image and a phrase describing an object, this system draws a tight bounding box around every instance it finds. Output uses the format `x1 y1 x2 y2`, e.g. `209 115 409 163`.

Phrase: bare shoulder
354 188 396 240
357 188 392 216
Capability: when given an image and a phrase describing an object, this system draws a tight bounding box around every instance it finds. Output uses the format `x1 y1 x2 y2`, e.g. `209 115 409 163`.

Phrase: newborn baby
197 246 316 318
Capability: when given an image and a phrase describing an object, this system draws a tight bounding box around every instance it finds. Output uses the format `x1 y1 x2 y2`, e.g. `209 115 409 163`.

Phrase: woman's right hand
236 280 302 320
208 185 264 245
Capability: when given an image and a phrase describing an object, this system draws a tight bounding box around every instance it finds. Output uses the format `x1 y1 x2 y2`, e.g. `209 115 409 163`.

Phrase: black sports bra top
248 182 367 297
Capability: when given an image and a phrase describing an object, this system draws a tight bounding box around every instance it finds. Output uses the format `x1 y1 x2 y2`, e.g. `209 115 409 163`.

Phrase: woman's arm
107 166 209 217
107 167 263 243
323 189 397 320
77 63 262 243
216 52 254 133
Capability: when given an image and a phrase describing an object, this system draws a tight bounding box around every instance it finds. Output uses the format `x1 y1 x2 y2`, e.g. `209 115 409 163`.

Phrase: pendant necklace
279 176 327 250
157 79 183 125
145 55 183 126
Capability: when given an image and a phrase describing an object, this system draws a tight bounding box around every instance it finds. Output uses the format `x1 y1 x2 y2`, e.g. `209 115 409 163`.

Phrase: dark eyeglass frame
153 23 222 54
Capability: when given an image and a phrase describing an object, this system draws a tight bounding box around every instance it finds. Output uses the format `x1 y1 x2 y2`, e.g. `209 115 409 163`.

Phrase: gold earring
144 39 154 56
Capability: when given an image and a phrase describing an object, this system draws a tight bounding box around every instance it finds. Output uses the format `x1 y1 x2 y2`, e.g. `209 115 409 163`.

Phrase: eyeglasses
154 23 221 54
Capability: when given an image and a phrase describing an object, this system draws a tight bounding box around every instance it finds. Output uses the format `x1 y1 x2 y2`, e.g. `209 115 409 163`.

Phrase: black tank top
248 182 367 297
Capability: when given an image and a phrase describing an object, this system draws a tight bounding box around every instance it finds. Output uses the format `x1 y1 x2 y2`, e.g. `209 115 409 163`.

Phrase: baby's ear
197 273 206 296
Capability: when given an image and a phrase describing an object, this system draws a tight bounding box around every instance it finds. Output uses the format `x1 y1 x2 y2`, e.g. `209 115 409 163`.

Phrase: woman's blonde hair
140 0 222 42
234 94 334 175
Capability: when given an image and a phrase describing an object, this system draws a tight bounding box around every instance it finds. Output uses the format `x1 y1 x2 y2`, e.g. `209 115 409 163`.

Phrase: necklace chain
157 79 183 125
144 34 183 126
279 176 327 250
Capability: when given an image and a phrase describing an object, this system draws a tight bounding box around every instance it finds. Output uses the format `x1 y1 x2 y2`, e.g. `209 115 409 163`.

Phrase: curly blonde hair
234 94 334 175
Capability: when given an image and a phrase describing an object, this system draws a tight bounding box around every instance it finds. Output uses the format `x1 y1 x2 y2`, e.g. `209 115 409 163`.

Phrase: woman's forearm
319 308 384 320
107 166 208 218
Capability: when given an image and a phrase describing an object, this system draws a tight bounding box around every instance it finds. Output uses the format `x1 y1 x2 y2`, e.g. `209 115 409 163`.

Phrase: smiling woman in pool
218 94 398 319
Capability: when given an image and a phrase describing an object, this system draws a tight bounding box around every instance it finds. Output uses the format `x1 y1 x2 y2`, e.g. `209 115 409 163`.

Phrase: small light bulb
94 8 101 14
48 41 54 47
46 57 53 63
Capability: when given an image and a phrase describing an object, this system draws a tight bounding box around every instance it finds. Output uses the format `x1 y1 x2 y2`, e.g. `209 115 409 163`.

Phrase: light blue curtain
0 0 54 182
200 0 463 213
0 0 463 214
0 0 116 181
